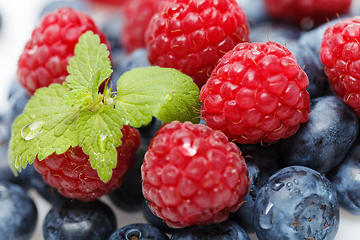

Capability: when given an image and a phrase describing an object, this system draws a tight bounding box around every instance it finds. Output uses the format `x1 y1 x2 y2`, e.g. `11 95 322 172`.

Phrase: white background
0 0 360 239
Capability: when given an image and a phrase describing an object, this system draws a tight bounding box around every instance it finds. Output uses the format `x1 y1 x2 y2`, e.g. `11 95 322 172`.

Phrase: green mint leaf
115 66 200 127
66 31 112 92
60 89 93 110
90 70 101 100
9 83 79 174
76 106 123 182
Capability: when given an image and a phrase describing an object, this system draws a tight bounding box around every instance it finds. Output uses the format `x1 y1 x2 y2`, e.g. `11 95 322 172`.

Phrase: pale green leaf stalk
8 31 201 184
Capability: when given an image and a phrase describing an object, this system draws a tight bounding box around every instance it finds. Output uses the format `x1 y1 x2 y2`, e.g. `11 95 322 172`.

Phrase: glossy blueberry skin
43 199 117 240
170 219 251 240
108 223 169 240
254 166 340 240
280 38 327 98
230 144 279 233
276 96 359 173
101 15 124 50
236 0 270 27
142 201 175 234
249 22 302 43
327 138 360 215
0 181 38 240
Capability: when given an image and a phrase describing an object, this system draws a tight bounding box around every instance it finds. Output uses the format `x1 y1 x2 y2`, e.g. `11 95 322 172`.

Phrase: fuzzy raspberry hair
141 121 249 228
17 7 110 95
200 41 311 144
145 0 250 89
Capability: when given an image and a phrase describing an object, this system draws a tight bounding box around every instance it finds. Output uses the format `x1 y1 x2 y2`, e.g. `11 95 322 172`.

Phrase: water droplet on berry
164 94 172 101
259 201 274 230
293 179 299 185
21 121 45 140
286 182 293 190
271 182 284 191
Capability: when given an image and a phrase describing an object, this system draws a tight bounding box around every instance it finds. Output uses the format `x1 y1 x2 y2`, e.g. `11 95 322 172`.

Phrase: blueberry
0 144 33 190
108 164 144 212
254 166 340 240
39 0 90 19
327 137 360 215
230 144 280 233
43 199 117 240
111 48 150 90
142 201 175 234
276 96 359 173
29 166 68 205
137 118 163 143
236 0 270 27
299 18 344 63
0 181 38 240
170 219 251 240
280 38 327 98
249 22 302 43
108 223 169 240
101 15 124 50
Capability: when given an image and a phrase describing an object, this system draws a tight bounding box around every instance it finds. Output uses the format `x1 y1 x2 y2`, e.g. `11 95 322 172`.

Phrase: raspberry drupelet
200 41 311 144
141 121 249 228
320 17 360 117
33 125 140 202
145 0 250 89
17 7 110 95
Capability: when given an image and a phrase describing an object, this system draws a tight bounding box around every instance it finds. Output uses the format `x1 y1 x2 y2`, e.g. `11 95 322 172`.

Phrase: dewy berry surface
145 0 250 88
17 7 110 95
320 16 360 117
200 41 311 144
141 121 250 228
32 125 140 202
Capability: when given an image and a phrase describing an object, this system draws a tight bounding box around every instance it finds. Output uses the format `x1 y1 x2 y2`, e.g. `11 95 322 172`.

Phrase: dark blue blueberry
29 166 67 205
254 166 340 240
0 144 33 190
249 22 302 43
39 0 90 19
137 118 163 143
111 48 150 91
142 201 175 234
230 144 279 233
108 223 169 240
327 137 360 215
0 181 38 240
170 219 251 240
108 163 144 212
280 38 327 98
299 17 344 63
275 96 359 173
101 15 124 50
236 0 270 27
43 199 117 240
4 82 30 128
0 114 10 145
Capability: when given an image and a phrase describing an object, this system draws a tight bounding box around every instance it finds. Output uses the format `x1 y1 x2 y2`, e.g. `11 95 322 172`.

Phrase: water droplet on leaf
21 121 45 140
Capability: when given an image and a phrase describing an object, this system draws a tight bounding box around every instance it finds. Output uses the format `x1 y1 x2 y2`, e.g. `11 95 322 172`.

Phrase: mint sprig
9 31 200 183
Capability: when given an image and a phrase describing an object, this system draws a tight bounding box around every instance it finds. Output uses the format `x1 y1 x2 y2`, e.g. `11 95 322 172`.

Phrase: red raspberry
141 121 249 228
264 0 352 29
320 17 360 117
145 0 250 89
200 41 311 144
17 7 110 95
32 125 140 202
122 0 168 53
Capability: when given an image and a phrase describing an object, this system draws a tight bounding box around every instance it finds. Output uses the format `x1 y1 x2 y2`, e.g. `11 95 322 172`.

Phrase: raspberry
17 7 110 95
122 0 168 53
320 17 360 117
32 125 140 202
200 41 311 144
145 0 250 89
264 0 352 29
141 121 249 228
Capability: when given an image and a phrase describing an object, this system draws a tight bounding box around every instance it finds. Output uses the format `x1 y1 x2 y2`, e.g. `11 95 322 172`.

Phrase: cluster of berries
2 0 360 239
